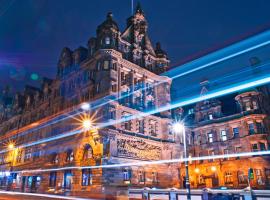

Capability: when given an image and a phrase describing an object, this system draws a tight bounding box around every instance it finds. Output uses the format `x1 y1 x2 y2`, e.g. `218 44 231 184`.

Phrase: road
0 191 97 200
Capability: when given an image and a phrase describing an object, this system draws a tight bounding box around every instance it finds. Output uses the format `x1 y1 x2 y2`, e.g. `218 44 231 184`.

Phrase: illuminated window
82 169 92 186
208 133 213 143
198 174 205 185
252 101 258 109
103 60 110 70
208 114 213 120
96 61 101 71
105 37 110 45
96 83 100 93
224 171 233 184
123 168 131 182
255 169 264 185
220 130 227 141
238 171 248 184
233 127 239 138
24 148 32 161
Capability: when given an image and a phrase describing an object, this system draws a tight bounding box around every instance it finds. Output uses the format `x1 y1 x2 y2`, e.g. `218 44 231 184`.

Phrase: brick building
0 4 180 198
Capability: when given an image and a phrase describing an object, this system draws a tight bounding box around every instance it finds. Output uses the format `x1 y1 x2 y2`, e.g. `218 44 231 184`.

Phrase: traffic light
248 168 254 180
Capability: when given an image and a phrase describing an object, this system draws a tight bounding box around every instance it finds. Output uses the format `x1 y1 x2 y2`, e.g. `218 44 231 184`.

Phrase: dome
97 12 119 34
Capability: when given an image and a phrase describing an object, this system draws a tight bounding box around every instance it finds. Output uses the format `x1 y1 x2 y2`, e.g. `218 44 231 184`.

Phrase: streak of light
2 31 270 150
1 73 270 156
9 150 270 174
0 191 95 200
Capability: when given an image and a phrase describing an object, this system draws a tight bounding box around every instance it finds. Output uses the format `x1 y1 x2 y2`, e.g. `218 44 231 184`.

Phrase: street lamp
173 122 191 200
82 119 92 131
8 143 14 150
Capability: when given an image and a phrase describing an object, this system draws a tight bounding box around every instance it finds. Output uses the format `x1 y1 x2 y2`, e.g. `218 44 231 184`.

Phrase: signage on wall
117 138 161 160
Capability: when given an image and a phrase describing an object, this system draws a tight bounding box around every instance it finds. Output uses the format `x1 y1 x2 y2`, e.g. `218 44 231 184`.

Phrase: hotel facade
0 5 180 198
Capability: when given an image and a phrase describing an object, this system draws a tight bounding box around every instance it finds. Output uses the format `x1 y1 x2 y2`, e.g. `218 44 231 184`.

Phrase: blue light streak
9 150 270 174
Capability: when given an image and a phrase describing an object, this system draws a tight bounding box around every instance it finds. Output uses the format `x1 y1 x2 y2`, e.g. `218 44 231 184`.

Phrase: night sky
1 0 270 92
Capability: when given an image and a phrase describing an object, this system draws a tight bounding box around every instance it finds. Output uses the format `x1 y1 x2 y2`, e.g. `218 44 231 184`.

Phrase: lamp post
173 122 191 200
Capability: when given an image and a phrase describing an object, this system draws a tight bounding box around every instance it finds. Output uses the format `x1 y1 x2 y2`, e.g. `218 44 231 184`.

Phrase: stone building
0 4 180 198
175 81 270 190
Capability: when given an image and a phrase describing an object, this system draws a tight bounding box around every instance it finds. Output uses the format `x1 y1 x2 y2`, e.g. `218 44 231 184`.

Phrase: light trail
1 72 270 156
8 150 270 174
0 191 95 200
2 30 270 144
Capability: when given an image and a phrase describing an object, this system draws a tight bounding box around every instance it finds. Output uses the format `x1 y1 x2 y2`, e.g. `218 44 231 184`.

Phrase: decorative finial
107 12 113 20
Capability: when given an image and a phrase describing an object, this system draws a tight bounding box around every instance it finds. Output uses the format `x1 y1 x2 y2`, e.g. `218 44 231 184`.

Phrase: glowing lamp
82 119 92 130
81 103 90 111
8 143 14 150
211 166 217 172
195 168 200 174
173 122 185 134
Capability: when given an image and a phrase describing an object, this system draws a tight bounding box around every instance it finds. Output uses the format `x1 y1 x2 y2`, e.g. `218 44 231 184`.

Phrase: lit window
24 148 32 161
82 169 92 186
208 114 213 120
238 171 248 184
245 101 251 111
105 37 110 45
208 133 213 143
96 83 100 93
252 101 258 109
198 174 205 185
103 61 110 70
96 61 101 71
220 130 227 141
233 127 239 138
149 120 157 136
123 169 131 182
255 169 264 185
224 171 233 184
188 108 194 115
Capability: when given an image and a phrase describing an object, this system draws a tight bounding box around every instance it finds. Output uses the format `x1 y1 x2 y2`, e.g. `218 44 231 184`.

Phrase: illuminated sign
117 138 161 160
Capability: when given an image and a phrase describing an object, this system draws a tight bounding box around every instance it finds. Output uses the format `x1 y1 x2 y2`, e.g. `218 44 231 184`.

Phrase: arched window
66 149 74 162
83 144 93 160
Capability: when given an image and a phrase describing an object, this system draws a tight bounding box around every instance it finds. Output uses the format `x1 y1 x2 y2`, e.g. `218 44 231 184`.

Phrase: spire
135 2 144 15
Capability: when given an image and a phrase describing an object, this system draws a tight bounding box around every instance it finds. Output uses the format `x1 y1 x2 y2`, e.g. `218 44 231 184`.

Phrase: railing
129 188 270 200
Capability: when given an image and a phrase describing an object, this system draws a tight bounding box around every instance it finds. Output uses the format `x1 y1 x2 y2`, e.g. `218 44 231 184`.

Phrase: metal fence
129 188 270 200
